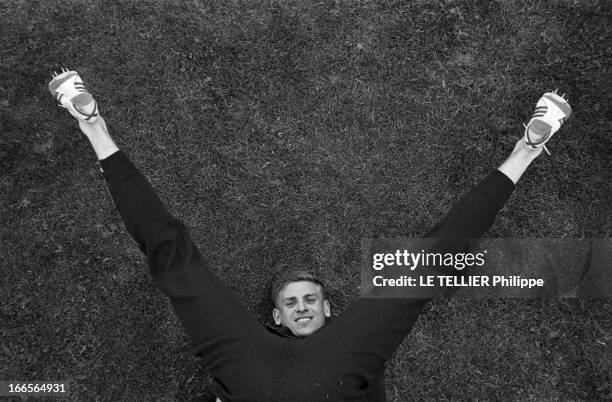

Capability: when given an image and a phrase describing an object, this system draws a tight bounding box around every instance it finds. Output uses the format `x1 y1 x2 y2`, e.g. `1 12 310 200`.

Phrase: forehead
278 281 323 299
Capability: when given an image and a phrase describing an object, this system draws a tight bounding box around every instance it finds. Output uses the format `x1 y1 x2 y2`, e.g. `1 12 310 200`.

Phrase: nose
297 300 308 312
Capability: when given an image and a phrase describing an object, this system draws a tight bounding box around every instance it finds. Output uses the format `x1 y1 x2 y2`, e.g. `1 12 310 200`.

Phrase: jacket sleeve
98 150 205 298
97 151 265 362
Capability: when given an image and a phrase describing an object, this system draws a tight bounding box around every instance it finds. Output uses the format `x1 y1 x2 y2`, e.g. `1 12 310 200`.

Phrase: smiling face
273 281 331 337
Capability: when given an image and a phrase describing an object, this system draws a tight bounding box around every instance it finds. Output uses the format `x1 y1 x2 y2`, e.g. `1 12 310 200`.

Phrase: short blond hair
271 271 326 307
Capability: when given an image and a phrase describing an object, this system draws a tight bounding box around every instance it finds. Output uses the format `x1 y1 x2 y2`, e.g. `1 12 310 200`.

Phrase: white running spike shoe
48 68 99 122
523 90 572 154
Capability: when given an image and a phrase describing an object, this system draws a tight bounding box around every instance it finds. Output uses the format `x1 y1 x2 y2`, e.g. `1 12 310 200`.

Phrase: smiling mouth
295 317 313 323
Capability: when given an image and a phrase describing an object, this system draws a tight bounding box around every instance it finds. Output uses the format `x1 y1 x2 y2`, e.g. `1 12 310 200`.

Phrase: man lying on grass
48 68 571 401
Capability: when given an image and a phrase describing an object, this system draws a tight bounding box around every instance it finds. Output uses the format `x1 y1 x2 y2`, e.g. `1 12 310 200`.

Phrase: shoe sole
524 91 572 149
543 92 572 117
48 69 99 122
48 71 79 98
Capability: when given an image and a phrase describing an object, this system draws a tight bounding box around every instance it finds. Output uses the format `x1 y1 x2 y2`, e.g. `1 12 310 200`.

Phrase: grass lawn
1 0 611 400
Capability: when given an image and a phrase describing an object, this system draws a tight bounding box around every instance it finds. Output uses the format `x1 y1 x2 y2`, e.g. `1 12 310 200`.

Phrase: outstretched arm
79 116 206 298
74 115 268 379
329 137 549 380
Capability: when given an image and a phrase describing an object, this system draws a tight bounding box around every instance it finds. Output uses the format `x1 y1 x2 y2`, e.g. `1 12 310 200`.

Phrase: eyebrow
283 293 319 302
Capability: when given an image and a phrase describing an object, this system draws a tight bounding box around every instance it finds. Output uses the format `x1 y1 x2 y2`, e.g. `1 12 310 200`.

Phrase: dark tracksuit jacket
98 150 514 401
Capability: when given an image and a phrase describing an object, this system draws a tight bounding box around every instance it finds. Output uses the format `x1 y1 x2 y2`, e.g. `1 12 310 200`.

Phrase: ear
323 299 331 318
273 307 281 325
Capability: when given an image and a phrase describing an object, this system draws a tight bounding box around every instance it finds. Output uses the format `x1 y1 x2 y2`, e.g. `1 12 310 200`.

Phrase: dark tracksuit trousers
98 150 515 402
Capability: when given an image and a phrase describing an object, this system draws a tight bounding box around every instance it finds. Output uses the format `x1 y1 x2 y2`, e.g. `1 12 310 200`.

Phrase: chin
292 323 323 337
295 328 315 336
